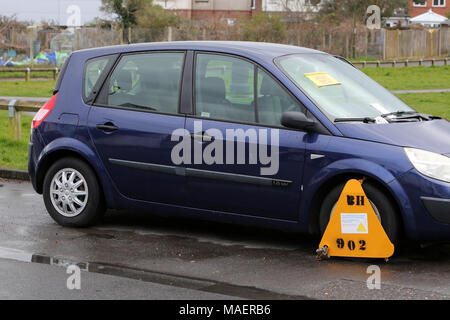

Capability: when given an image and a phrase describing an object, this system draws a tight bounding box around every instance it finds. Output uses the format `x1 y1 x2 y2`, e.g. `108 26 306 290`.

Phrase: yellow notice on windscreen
304 72 341 88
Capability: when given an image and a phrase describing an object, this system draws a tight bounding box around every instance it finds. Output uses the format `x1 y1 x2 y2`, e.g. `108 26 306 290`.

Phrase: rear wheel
319 181 400 246
43 157 105 227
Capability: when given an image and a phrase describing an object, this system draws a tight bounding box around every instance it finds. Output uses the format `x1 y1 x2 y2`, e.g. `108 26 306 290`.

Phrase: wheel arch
35 138 115 209
307 172 405 238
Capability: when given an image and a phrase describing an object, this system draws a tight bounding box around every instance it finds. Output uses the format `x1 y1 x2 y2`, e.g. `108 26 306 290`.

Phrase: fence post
167 26 173 42
8 100 17 140
14 109 22 141
25 68 31 82
445 58 448 66
53 67 58 80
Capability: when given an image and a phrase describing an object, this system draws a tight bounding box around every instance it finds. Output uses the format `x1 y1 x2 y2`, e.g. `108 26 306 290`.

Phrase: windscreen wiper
387 113 441 122
381 111 441 121
334 117 376 123
381 111 418 118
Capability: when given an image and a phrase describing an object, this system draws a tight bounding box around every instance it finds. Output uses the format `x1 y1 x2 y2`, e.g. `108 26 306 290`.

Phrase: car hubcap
330 199 381 222
50 168 88 217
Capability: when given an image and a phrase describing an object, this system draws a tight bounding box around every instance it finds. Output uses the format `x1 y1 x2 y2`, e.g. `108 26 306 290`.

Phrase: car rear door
87 51 189 205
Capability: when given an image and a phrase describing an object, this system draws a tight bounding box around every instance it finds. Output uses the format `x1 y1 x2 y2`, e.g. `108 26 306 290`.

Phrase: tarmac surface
1 178 450 300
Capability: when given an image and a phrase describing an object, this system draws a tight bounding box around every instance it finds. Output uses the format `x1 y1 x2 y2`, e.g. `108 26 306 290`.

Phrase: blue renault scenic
28 41 450 244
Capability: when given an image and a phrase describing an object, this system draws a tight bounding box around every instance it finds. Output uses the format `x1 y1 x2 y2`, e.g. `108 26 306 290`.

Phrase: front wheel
43 157 105 227
319 182 400 246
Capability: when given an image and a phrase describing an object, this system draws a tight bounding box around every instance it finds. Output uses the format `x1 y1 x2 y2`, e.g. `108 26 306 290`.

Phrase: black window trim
53 53 72 95
93 50 188 117
190 50 330 134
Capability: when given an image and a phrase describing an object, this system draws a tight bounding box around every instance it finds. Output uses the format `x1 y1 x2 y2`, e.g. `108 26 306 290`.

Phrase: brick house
410 0 450 17
153 0 320 22
153 0 260 21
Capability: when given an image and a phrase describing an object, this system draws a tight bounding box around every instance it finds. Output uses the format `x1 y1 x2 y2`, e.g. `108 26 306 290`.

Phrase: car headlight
404 148 450 183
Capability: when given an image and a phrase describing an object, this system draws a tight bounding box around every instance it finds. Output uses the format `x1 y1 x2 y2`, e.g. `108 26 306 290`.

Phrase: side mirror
281 111 316 131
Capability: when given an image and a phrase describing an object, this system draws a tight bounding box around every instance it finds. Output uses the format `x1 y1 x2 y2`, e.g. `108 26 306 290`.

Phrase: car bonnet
335 119 450 155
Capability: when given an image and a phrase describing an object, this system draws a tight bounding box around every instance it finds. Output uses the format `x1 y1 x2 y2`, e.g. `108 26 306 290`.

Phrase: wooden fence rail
0 99 43 140
352 58 449 68
0 67 59 81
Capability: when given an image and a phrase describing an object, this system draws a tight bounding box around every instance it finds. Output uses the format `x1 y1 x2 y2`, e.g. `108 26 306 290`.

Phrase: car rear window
83 55 116 103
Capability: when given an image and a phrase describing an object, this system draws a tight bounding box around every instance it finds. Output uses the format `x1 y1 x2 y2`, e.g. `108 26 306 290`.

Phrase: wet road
0 257 237 300
1 178 450 300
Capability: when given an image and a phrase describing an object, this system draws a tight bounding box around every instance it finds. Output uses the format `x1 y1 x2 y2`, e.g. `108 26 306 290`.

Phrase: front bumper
421 197 450 224
395 169 450 241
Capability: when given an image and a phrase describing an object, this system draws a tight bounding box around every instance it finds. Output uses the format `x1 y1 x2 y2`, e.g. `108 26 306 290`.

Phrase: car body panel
184 117 306 221
87 106 189 206
336 119 450 154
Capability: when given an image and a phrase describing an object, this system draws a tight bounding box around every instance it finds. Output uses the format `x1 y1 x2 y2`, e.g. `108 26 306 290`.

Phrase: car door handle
96 122 118 132
190 132 213 142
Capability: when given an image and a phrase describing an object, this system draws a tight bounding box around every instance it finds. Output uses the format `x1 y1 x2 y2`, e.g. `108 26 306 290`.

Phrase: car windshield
275 54 414 120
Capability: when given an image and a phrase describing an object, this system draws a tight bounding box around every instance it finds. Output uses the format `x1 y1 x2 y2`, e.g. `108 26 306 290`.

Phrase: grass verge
0 111 32 171
0 81 55 97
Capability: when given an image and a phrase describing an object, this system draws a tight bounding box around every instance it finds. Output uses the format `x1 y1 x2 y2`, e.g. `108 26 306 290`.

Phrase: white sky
0 0 107 25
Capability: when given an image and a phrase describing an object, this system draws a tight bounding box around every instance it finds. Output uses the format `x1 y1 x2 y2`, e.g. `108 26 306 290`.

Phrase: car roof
74 41 325 62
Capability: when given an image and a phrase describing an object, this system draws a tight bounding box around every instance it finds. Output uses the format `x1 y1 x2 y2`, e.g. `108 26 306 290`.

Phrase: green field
397 92 450 120
0 66 448 170
0 71 54 79
361 66 450 91
0 81 55 97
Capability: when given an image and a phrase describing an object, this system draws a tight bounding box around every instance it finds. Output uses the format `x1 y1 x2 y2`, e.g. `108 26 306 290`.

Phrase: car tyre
43 157 105 227
319 181 400 246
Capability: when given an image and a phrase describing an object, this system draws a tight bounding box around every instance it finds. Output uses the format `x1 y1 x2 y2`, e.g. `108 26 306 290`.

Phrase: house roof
410 9 448 23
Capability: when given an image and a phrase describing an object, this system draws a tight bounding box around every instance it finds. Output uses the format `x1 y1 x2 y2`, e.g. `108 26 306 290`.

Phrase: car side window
103 52 184 114
257 68 306 126
84 56 110 101
195 53 255 123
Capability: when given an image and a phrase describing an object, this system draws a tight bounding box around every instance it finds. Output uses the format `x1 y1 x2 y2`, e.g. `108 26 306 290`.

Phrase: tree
242 13 286 43
318 0 409 57
318 0 409 23
136 4 180 29
100 0 152 43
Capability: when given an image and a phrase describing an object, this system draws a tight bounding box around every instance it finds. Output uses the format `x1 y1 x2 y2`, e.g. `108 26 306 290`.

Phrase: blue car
28 41 450 244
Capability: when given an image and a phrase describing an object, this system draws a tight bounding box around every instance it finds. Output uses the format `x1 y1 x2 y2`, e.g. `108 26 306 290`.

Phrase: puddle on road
0 245 308 300
0 247 33 263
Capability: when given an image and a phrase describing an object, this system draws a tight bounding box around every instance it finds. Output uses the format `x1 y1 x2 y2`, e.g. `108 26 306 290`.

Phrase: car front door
88 51 188 205
183 53 309 221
